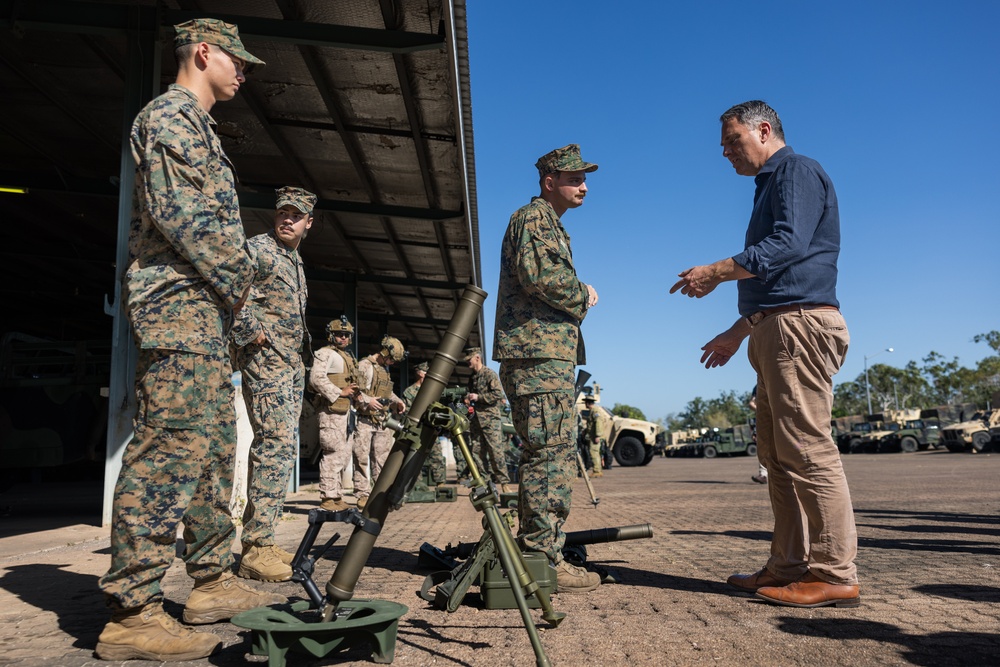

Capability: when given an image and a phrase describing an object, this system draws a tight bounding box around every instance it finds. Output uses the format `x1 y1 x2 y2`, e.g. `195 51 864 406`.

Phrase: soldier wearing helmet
309 316 360 512
352 335 407 508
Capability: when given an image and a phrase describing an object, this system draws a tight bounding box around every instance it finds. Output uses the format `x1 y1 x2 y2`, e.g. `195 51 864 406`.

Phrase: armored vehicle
577 384 661 467
877 409 944 452
665 424 756 458
836 415 885 453
940 409 999 453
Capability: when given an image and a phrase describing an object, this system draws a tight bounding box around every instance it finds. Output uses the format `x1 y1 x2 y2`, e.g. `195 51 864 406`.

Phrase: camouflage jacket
310 345 356 406
356 355 401 417
402 381 421 409
231 230 309 363
467 366 504 419
125 84 254 353
492 197 588 363
587 406 611 441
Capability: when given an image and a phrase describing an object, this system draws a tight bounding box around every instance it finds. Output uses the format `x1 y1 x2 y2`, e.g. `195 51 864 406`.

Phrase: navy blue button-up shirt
731 146 841 317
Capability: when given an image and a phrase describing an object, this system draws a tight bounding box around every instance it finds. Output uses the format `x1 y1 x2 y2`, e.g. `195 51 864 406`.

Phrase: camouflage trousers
100 347 237 609
238 345 304 548
352 415 394 499
318 409 351 500
426 438 447 485
499 358 577 564
471 411 510 484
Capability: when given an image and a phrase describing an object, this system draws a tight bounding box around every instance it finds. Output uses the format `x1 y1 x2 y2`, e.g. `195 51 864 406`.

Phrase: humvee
940 409 999 453
665 424 755 458
877 409 944 452
577 384 661 467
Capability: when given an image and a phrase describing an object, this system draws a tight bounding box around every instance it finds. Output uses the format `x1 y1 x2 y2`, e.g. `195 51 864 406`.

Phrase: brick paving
1 449 998 666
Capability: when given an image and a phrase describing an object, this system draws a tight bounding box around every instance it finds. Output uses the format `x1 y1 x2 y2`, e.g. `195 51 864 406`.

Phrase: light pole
864 347 893 415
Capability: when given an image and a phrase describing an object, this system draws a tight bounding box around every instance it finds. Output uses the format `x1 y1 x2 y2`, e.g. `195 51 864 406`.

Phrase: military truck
577 384 661 467
940 409 999 453
836 414 885 454
665 424 756 458
876 409 944 452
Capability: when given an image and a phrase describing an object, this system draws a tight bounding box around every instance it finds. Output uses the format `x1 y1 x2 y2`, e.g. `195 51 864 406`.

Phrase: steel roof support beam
237 190 461 221
305 268 466 292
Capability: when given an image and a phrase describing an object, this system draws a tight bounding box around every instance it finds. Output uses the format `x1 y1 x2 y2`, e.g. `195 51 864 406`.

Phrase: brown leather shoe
755 572 861 608
727 567 797 593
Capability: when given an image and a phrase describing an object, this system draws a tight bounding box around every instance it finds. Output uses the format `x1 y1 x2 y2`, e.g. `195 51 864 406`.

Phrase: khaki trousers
748 308 858 585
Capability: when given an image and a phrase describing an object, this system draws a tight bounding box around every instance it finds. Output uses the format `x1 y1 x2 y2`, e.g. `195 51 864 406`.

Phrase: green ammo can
480 552 555 609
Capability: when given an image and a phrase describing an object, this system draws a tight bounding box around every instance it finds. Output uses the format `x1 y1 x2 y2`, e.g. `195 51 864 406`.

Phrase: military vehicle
664 424 755 458
856 409 919 453
836 415 885 454
875 409 944 452
576 384 661 467
940 409 999 453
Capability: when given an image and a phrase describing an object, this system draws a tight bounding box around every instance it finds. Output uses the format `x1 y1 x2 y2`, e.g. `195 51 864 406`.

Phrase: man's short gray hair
720 100 785 141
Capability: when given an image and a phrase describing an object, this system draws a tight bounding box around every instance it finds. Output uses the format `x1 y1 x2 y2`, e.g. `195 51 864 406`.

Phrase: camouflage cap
275 186 317 213
414 362 429 373
535 144 598 177
173 18 265 66
463 347 482 361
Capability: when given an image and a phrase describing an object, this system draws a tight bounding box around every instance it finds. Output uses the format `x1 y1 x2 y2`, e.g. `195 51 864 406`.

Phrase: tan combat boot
590 469 603 478
320 498 350 512
272 545 295 566
356 496 368 510
555 560 601 593
183 571 287 624
95 601 220 661
238 545 293 582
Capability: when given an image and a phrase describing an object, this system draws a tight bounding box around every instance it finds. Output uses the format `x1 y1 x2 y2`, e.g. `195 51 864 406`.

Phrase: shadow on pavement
913 583 1000 603
589 563 733 596
775 616 1000 667
0 563 103 651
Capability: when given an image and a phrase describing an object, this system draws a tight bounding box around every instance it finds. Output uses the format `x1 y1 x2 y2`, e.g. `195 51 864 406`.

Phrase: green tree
611 403 646 420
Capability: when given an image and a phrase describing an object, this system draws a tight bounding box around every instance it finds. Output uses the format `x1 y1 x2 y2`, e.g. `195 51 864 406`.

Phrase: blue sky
464 0 1000 421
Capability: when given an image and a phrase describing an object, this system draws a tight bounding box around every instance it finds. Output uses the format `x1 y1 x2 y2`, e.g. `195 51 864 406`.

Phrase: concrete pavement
1 449 998 666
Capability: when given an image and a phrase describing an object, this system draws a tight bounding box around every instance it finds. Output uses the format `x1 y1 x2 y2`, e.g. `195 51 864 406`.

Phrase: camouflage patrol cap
414 362 429 373
275 186 317 213
173 18 265 66
463 347 482 361
535 144 598 177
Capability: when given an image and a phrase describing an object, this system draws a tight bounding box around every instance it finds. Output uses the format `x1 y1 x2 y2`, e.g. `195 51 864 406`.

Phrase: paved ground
1 448 998 667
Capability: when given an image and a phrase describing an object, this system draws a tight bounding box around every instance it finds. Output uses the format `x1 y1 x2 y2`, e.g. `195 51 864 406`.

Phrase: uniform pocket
138 349 222 428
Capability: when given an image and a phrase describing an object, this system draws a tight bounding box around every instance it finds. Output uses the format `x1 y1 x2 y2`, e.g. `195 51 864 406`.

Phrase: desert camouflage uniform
311 345 357 501
352 355 401 500
467 365 509 484
99 83 255 609
586 405 610 473
231 230 308 548
494 196 590 563
403 381 447 484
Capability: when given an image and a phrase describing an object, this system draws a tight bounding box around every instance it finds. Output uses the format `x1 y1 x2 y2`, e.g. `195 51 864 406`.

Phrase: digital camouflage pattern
125 84 255 353
494 186 593 564
232 230 310 548
173 18 264 65
467 365 509 484
274 186 316 213
310 345 357 501
352 355 402 499
500 358 577 563
101 82 256 608
493 197 590 364
403 380 446 484
534 143 599 177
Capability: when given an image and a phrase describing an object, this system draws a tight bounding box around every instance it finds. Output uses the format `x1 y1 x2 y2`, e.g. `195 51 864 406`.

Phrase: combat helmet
326 315 354 341
380 335 405 363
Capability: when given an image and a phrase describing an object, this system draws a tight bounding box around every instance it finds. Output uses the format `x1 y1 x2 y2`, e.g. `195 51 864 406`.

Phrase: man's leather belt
746 304 839 327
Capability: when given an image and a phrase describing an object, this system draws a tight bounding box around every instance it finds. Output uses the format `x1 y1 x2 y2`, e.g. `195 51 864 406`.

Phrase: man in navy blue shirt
670 100 859 608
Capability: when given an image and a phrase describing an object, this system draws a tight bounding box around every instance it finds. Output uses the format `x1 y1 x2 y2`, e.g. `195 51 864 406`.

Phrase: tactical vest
358 360 393 417
326 347 358 415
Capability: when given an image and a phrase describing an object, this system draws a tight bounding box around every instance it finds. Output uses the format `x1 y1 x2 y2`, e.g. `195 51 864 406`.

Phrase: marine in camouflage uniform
464 347 511 488
493 144 602 593
402 362 447 484
96 20 283 663
583 397 608 476
310 317 360 511
230 186 314 582
352 336 407 507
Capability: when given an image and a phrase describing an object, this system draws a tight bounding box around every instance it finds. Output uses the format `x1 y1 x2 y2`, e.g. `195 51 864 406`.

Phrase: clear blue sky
465 0 1000 422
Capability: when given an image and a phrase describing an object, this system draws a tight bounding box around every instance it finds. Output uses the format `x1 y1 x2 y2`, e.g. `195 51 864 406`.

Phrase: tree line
657 330 1000 431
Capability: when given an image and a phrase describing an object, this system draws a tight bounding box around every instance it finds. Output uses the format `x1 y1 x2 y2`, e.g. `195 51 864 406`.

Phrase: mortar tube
324 284 487 609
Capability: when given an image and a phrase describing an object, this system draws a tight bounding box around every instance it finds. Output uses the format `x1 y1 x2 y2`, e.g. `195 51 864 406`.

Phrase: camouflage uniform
311 343 357 502
231 191 311 548
585 404 610 474
467 363 509 485
99 81 255 608
403 364 447 484
493 145 597 565
352 355 402 500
